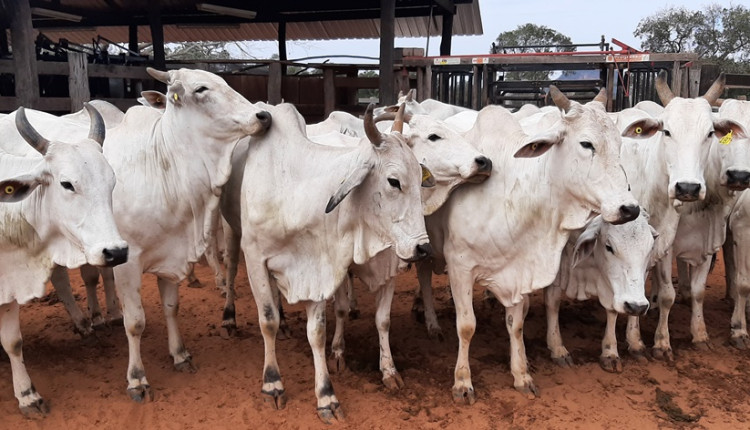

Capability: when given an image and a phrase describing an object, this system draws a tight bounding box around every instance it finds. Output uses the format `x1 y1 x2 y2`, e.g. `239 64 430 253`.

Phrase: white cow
0 68 273 403
545 212 657 373
0 105 128 416
418 87 646 402
62 99 125 126
374 89 473 120
306 110 366 137
235 103 431 423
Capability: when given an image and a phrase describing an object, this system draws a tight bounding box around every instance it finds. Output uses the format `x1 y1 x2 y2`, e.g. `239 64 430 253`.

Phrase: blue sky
241 0 738 63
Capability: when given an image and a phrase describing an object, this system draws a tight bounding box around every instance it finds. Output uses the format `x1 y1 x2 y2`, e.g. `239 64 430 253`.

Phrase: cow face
2 105 128 268
146 68 272 141
515 92 639 225
716 100 750 191
404 115 492 215
572 214 655 315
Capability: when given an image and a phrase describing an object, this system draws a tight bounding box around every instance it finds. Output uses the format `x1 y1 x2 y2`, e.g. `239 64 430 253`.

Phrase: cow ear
167 81 186 106
383 105 400 113
325 162 373 213
713 119 748 140
621 118 661 139
421 164 436 188
139 90 167 110
0 175 43 203
514 131 562 158
572 217 602 268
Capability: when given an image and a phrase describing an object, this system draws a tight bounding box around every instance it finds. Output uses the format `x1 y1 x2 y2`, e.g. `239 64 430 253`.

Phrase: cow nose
415 243 433 260
727 170 750 189
103 246 129 267
675 182 702 201
612 204 640 225
474 156 492 173
256 111 272 131
624 301 649 316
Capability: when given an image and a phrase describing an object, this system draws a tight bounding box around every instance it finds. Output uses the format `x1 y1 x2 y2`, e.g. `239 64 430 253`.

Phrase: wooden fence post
68 52 90 112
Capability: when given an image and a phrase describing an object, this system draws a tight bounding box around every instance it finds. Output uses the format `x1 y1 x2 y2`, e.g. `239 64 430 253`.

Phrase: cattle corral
2 255 750 429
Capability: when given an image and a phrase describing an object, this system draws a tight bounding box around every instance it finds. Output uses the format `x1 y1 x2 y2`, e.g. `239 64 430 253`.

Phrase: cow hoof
452 386 476 405
127 385 153 403
108 316 124 327
427 327 445 342
73 323 94 339
220 324 236 339
651 347 674 363
599 356 623 373
692 341 712 351
326 353 347 374
515 382 539 399
317 402 344 424
628 349 650 363
20 398 49 418
261 389 287 410
382 371 404 390
552 354 574 368
730 335 750 350
348 309 360 320
174 358 197 373
187 278 203 288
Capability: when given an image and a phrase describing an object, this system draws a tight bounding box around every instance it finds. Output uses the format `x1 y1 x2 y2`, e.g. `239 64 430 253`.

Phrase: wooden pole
472 65 481 110
439 14 453 56
148 4 166 72
128 24 139 55
606 64 615 112
278 21 287 75
7 0 39 108
323 68 335 116
0 27 9 57
267 61 282 105
379 0 395 105
68 52 90 112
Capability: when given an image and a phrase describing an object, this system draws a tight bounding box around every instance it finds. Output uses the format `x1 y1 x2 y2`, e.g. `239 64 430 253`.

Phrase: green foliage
634 4 750 73
490 23 575 81
358 70 379 100
165 42 232 60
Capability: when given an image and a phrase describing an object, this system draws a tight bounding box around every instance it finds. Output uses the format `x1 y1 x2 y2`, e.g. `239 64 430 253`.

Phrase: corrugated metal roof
35 2 482 45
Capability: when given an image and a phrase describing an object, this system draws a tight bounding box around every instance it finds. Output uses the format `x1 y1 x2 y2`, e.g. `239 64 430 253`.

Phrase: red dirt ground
2 254 750 429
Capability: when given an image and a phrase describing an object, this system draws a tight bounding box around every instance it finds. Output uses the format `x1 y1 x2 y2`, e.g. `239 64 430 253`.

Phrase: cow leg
100 267 122 324
328 283 349 374
157 277 195 372
186 267 203 289
545 285 572 367
600 310 623 373
221 224 241 336
50 265 93 337
347 273 360 320
0 301 48 417
626 315 647 361
306 300 344 424
724 225 736 302
450 269 476 405
676 259 691 303
417 261 443 341
651 253 676 362
80 264 104 329
729 230 750 349
205 212 226 291
273 284 292 340
505 296 537 398
114 259 152 402
376 279 403 390
688 259 712 348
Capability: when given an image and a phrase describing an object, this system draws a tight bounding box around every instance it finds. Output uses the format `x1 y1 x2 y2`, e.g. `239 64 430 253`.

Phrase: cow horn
592 88 607 104
84 102 106 146
655 70 674 106
364 103 383 147
392 103 406 133
15 107 50 155
374 111 413 124
405 89 415 102
702 73 725 105
549 85 571 112
146 67 172 84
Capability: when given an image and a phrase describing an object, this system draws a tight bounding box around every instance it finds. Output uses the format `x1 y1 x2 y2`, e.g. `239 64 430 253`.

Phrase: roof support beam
432 0 456 14
148 4 166 73
379 0 395 106
440 13 453 56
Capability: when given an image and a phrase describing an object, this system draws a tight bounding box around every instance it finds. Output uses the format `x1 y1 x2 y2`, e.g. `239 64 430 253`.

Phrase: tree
634 4 750 73
490 24 575 80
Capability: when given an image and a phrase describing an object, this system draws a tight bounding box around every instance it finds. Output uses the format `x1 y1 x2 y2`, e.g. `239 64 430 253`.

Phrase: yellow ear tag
720 130 733 145
635 126 643 134
173 93 179 102
421 166 432 182
4 185 14 194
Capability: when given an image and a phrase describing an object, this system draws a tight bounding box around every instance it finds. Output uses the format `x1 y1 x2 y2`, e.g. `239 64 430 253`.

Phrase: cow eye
427 133 441 141
387 178 401 190
195 86 208 94
707 130 714 138
61 181 75 192
605 243 614 254
580 141 595 152
663 130 671 137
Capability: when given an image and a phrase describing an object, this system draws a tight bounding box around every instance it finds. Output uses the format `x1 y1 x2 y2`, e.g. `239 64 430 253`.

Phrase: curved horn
655 70 674 106
549 85 571 112
702 73 725 105
405 89 415 102
374 111 413 124
592 88 607 104
364 103 383 147
84 102 106 145
146 67 172 84
392 103 406 133
15 107 50 155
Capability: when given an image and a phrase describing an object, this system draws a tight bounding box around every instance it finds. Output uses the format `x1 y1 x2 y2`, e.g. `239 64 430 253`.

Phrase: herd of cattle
0 66 749 423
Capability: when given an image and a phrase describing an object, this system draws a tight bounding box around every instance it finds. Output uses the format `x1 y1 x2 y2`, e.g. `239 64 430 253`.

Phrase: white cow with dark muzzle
0 105 127 416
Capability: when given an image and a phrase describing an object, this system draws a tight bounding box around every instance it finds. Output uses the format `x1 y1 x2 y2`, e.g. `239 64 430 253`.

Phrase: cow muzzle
468 156 493 183
674 182 703 202
249 111 272 136
102 246 129 267
726 170 750 191
623 301 649 316
403 242 433 263
609 204 640 225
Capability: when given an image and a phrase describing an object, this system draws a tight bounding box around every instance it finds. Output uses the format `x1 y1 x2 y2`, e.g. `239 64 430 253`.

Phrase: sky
240 0 739 63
